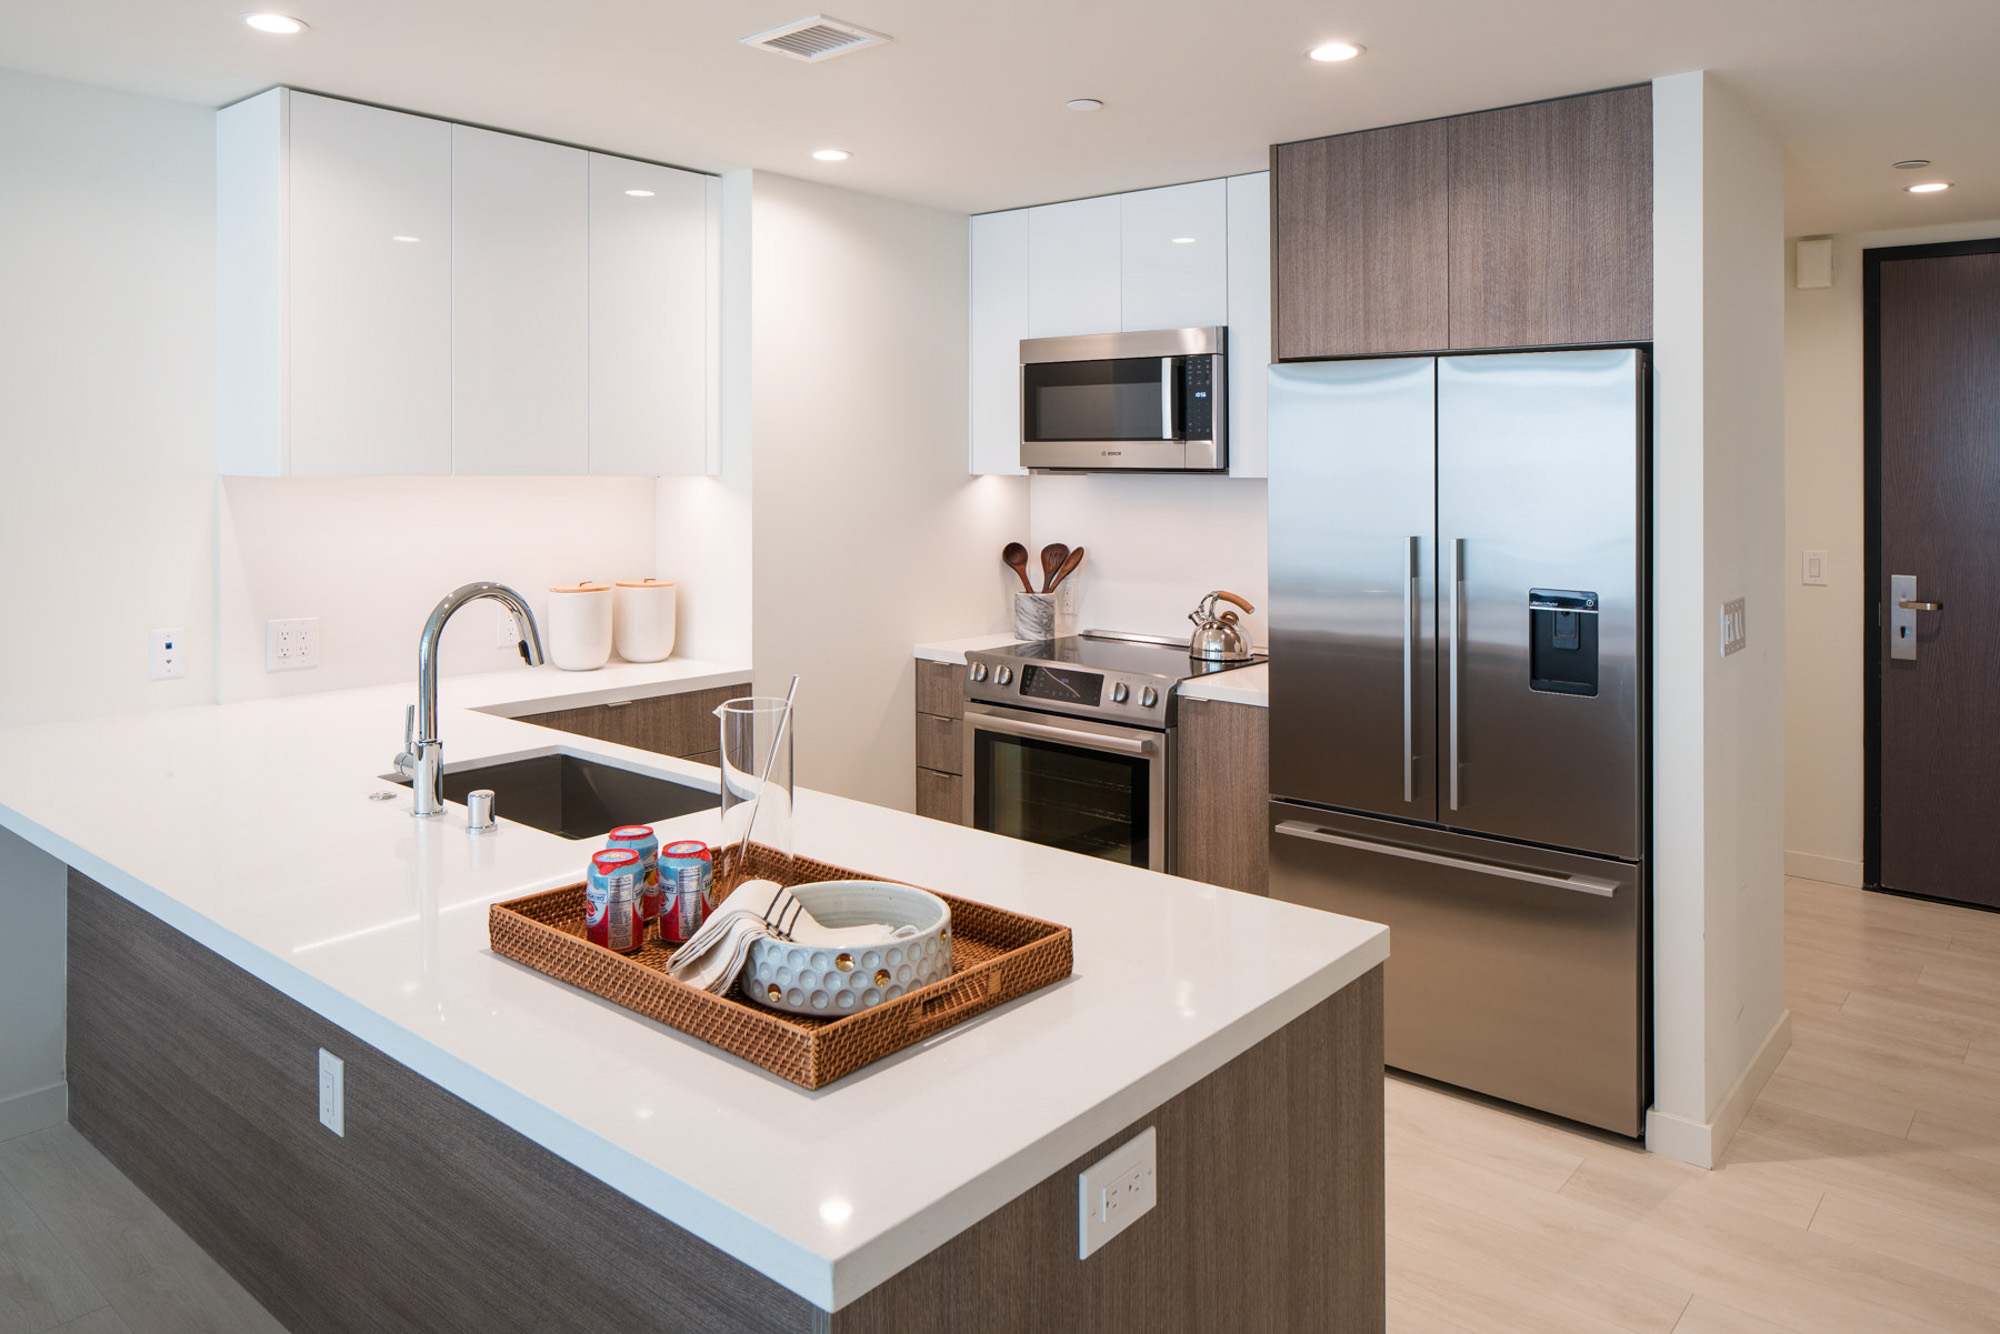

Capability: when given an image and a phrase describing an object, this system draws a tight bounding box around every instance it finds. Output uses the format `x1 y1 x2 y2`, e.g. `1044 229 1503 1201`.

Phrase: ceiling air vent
740 14 893 63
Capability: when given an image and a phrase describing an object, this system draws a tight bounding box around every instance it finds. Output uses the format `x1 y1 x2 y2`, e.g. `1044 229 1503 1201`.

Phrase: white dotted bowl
743 880 953 1017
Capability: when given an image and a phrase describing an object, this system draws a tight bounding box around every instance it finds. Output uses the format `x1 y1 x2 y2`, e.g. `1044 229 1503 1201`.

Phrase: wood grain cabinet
517 683 748 765
1272 84 1651 360
1272 120 1449 360
914 660 966 824
1174 699 1270 895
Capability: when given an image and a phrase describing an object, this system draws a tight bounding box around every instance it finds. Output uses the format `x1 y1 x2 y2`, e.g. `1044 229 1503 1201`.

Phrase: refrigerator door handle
1403 535 1419 803
1448 537 1464 812
1272 821 1621 897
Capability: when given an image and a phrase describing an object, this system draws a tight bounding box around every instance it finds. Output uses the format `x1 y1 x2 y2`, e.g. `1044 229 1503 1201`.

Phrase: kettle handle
1213 590 1256 617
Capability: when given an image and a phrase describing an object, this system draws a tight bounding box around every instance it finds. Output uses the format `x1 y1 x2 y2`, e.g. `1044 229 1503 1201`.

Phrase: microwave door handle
972 712 1158 755
1160 357 1176 440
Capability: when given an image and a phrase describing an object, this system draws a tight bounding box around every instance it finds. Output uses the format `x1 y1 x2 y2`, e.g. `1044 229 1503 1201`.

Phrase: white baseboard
0 1081 66 1143
1785 850 1864 888
1646 1009 1792 1169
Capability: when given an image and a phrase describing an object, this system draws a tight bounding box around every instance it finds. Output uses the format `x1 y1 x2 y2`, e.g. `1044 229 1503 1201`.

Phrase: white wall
1783 217 2000 887
0 68 216 728
744 171 1028 808
1027 476 1270 644
1647 72 1790 1168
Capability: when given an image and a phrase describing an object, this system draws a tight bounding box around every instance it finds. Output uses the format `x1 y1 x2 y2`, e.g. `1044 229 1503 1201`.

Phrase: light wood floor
1 876 1994 1333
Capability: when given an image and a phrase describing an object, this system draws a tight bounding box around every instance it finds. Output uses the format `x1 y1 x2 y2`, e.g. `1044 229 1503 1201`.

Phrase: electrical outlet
266 617 320 671
148 628 186 681
1078 1126 1157 1258
1720 598 1747 657
1802 550 1828 586
318 1048 344 1136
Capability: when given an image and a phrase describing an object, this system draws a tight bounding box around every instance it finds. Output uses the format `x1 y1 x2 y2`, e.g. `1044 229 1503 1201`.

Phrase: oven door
962 702 1171 872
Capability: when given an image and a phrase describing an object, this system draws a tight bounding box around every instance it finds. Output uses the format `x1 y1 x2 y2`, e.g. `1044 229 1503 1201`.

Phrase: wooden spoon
1045 546 1086 592
1039 543 1070 593
1001 542 1036 594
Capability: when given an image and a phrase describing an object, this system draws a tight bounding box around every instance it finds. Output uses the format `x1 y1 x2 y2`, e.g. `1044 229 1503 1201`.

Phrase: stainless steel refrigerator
1266 348 1648 1136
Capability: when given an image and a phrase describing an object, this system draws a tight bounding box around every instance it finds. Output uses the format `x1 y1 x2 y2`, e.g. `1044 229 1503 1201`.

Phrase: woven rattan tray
488 843 1073 1089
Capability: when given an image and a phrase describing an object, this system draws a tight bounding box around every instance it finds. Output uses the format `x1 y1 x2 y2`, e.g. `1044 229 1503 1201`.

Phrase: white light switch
1078 1126 1157 1258
318 1048 344 1136
1802 550 1828 586
1720 598 1747 657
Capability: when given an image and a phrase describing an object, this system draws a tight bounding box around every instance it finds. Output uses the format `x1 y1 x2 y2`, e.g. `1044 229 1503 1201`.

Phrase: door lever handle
1896 600 1943 612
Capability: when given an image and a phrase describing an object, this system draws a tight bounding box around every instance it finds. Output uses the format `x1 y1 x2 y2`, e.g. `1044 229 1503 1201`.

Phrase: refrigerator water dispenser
1529 590 1600 696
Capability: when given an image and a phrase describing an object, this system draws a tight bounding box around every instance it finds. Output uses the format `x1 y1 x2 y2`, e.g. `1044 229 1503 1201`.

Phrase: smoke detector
741 14 893 63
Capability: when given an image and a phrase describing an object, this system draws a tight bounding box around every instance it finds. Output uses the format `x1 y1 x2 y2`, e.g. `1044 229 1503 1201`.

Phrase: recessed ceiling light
811 148 851 162
1172 236 1196 244
1307 41 1364 62
242 12 307 34
1892 159 1931 170
1066 98 1104 112
1905 182 1952 194
623 189 655 197
391 235 421 243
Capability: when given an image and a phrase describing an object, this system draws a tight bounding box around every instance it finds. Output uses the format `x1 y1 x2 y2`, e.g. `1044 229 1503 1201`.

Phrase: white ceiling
3 0 1998 234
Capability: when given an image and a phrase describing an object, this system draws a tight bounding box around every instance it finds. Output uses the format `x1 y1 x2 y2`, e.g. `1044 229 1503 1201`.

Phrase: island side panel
65 869 823 1334
829 968 1386 1334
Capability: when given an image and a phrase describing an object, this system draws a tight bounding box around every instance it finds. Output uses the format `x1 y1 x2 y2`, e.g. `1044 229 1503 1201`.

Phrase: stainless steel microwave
1019 327 1226 472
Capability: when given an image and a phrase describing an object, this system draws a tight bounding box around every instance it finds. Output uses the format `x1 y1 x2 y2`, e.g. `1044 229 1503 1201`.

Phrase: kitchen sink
385 752 712 840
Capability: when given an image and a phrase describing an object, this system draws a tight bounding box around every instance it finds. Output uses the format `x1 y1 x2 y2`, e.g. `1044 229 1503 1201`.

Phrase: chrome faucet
394 582 545 818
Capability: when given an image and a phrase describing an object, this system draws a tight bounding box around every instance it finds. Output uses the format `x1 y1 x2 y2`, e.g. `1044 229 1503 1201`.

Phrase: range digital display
1019 664 1103 707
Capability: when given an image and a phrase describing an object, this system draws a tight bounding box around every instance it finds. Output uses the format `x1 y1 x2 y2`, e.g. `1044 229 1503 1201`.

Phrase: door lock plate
1890 574 1918 661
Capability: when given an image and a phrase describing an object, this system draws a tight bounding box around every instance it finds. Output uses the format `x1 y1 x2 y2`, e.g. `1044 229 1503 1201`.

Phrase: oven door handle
970 712 1159 756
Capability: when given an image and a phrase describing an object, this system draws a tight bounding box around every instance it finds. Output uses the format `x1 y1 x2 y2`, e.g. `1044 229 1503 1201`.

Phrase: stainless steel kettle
1187 590 1257 662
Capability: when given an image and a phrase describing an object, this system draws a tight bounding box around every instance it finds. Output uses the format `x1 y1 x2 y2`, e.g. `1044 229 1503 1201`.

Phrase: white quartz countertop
912 633 1023 665
1178 662 1269 707
443 654 751 716
0 670 1380 1311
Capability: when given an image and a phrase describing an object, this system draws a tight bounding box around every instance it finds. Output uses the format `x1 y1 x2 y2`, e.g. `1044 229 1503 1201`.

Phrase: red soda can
658 840 713 945
585 849 644 954
605 825 662 926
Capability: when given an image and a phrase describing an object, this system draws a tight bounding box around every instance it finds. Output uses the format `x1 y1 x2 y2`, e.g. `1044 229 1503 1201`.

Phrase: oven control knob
1140 686 1159 708
995 666 1014 686
1111 682 1130 704
969 662 988 682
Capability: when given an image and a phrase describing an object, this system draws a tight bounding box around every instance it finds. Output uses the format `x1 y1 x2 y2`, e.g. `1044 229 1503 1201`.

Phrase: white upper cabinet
587 154 714 477
1120 180 1228 332
287 92 453 476
969 208 1030 476
217 89 717 476
1225 172 1271 478
451 126 589 475
1027 195 1122 337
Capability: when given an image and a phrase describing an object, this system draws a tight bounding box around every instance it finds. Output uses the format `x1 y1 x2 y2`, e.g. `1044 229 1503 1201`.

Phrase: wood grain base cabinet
1175 698 1271 895
518 681 747 763
914 660 967 825
70 871 1383 1333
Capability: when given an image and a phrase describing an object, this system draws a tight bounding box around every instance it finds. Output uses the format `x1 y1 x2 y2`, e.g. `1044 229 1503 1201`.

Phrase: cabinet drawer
915 713 963 776
915 769 963 824
915 660 966 720
519 682 748 758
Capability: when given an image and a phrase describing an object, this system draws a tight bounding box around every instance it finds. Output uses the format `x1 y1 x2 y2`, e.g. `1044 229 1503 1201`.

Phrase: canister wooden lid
549 582 611 593
615 579 675 588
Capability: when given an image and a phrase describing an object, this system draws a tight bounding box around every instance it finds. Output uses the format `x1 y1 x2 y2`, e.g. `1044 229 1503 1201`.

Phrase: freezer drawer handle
1272 821 1620 897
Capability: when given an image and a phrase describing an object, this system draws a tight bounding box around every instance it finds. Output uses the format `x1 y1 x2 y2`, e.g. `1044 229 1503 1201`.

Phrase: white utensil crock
614 579 676 663
547 582 613 671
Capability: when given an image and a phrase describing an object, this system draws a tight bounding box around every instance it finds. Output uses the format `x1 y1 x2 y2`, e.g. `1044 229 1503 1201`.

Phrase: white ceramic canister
547 582 613 671
613 579 676 663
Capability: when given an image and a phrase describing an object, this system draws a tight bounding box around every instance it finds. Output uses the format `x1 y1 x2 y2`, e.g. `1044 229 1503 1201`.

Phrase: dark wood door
1446 86 1652 350
1271 120 1448 359
1872 241 2000 906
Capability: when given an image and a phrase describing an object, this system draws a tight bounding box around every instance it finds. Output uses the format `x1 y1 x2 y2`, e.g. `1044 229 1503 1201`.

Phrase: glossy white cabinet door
969 209 1030 475
587 155 711 476
1225 172 1271 478
1027 195 1121 338
451 126 589 475
1120 180 1228 332
287 92 452 475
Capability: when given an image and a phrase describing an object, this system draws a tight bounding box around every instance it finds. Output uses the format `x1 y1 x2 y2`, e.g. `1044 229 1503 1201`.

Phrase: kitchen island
0 670 1387 1331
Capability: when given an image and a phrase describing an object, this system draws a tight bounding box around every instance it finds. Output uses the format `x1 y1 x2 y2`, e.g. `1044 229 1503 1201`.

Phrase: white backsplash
1027 473 1269 647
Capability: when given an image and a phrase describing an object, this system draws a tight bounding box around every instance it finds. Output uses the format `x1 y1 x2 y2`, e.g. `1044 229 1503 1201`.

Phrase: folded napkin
665 880 918 995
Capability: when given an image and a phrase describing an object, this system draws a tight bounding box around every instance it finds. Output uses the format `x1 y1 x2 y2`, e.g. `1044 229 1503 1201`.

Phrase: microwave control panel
1183 355 1216 443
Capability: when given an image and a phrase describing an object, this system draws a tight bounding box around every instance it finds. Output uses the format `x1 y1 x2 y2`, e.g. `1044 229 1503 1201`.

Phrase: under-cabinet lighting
1905 182 1952 193
1307 41 1364 62
1172 236 1196 244
624 188 656 197
811 148 852 162
242 12 307 34
391 235 421 242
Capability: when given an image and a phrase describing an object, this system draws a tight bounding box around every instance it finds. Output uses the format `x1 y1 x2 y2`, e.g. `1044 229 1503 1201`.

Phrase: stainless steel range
963 632 1266 872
